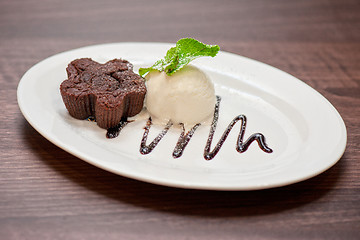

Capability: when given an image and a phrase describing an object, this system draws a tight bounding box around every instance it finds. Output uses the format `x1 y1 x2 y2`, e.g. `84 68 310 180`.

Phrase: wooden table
1 0 359 239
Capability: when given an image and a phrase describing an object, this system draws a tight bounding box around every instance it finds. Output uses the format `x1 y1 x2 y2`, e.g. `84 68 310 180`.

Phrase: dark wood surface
1 0 359 239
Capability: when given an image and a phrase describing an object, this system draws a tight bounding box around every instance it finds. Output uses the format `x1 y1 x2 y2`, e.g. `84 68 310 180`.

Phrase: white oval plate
17 43 347 190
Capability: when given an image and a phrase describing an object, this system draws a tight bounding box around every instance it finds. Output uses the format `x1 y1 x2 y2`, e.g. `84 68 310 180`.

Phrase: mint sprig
139 38 220 77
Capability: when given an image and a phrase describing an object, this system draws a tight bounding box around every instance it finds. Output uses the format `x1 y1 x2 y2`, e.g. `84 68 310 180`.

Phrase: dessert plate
17 42 347 190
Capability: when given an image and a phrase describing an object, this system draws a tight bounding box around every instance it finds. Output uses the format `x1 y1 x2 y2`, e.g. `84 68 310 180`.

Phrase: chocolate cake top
61 58 146 108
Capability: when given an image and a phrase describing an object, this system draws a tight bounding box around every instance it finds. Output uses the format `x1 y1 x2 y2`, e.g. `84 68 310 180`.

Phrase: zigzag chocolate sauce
107 96 273 160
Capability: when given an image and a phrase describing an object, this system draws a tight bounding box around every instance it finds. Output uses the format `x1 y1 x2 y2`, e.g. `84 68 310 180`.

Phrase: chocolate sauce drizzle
172 123 201 158
105 96 273 160
203 96 273 160
137 96 272 160
140 118 173 154
106 118 130 139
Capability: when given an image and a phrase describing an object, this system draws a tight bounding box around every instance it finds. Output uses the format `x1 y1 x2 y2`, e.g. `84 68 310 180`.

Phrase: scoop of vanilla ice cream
145 65 216 126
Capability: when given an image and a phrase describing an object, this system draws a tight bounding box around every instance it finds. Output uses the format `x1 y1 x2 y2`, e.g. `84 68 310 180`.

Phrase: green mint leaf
139 38 219 77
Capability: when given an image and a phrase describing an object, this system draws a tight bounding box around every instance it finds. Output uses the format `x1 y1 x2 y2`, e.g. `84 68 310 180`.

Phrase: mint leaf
139 38 219 77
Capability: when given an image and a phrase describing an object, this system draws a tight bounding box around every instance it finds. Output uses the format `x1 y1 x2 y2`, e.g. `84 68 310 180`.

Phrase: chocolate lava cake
60 58 146 129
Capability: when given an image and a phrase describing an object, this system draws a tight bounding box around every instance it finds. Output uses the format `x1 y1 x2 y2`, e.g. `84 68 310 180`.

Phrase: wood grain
1 0 359 239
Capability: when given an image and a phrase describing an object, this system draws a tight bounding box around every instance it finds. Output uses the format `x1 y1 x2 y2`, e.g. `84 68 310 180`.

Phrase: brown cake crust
60 58 146 129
